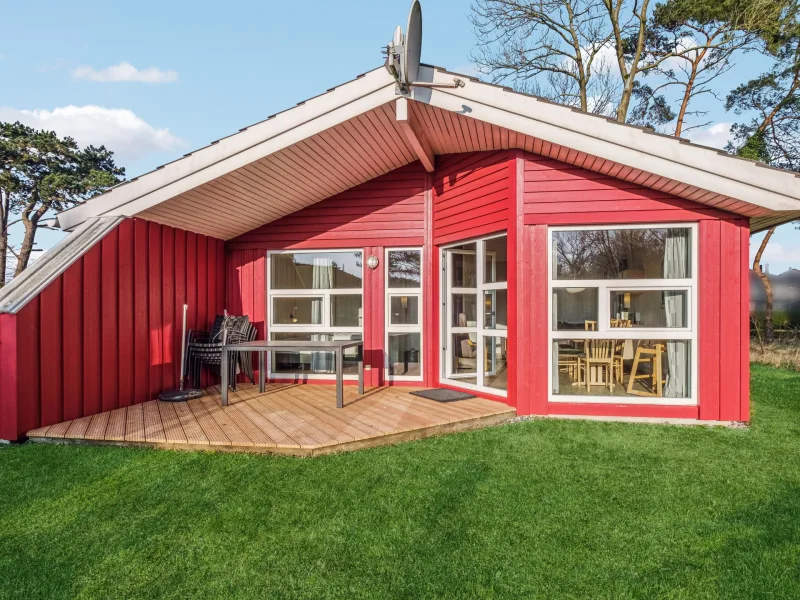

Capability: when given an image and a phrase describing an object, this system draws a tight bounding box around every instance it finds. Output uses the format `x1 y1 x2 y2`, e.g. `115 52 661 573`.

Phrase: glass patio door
442 234 508 395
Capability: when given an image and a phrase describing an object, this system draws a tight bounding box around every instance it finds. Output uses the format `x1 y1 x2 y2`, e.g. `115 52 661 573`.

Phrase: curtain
663 230 689 397
311 258 334 372
552 340 560 394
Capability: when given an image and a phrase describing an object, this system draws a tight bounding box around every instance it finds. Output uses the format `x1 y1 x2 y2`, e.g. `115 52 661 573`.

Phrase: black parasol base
158 389 205 402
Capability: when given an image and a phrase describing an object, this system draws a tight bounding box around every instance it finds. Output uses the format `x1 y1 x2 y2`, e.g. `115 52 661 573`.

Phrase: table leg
221 348 229 406
258 350 265 393
336 347 344 409
358 349 364 395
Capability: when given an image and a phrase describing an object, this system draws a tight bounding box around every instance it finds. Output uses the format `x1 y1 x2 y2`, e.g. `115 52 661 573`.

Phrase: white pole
179 304 188 391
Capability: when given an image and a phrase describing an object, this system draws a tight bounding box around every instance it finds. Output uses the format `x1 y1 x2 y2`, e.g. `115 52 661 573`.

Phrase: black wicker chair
186 315 258 391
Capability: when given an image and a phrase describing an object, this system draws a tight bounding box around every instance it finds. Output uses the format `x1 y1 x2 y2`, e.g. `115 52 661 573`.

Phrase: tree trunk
14 218 37 277
0 230 6 288
674 60 701 137
753 226 777 343
0 189 8 288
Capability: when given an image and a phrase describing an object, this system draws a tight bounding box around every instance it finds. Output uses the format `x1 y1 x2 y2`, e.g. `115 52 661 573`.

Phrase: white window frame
385 247 424 382
440 233 509 397
266 249 364 380
548 223 699 405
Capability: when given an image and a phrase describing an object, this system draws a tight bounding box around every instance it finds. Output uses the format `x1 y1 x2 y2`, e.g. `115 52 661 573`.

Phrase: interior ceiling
136 101 793 240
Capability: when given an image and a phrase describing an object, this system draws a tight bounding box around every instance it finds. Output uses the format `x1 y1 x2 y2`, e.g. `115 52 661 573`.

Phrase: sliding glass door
442 234 508 395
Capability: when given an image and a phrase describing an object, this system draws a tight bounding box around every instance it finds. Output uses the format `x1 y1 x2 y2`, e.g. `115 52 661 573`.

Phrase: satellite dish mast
382 0 465 92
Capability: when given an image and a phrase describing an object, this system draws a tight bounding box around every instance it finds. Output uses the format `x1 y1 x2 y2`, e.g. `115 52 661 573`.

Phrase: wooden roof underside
135 101 793 239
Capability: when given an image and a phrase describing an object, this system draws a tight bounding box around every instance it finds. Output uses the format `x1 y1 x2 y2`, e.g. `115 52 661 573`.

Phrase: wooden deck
26 384 515 456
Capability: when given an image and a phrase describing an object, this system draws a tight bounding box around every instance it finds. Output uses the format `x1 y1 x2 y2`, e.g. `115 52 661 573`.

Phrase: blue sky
1 0 796 272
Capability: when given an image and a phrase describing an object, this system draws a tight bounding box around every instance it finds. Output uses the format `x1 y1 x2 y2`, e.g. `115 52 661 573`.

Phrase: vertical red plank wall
0 217 226 441
699 218 749 421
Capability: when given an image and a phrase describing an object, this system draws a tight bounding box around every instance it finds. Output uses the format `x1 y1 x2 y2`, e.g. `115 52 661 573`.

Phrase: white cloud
751 238 800 274
685 122 734 149
0 105 185 162
72 62 178 83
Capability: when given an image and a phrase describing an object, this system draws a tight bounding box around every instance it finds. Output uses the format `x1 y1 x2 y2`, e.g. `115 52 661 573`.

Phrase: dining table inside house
220 340 365 408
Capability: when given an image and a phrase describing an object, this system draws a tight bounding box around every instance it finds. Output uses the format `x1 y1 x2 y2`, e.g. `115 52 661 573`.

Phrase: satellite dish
381 1 464 91
402 0 422 86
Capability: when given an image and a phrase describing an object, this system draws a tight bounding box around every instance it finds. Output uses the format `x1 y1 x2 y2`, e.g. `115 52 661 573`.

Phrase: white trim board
0 217 123 314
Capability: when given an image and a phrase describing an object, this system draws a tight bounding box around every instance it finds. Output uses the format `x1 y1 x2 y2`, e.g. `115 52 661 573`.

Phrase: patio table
220 340 364 408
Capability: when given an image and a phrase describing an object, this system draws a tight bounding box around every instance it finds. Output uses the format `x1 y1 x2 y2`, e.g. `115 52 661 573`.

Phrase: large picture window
549 225 697 404
386 248 423 380
268 250 363 377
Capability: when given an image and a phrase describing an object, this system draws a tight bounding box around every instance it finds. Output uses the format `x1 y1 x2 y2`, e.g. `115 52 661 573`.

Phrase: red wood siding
699 218 750 421
0 218 225 441
518 151 750 420
227 162 427 251
432 151 511 245
522 153 738 225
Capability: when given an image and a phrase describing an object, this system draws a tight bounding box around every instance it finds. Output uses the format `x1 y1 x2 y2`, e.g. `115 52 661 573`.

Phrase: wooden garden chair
577 339 615 392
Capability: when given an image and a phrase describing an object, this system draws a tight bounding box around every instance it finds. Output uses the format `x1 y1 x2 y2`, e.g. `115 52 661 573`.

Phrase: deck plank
199 395 254 446
231 400 301 447
157 402 188 444
85 412 111 440
268 391 354 444
105 408 127 441
266 387 352 445
124 404 146 442
246 391 329 448
46 420 73 438
65 416 93 439
186 398 230 446
27 425 52 438
287 386 385 438
143 401 167 443
173 402 209 445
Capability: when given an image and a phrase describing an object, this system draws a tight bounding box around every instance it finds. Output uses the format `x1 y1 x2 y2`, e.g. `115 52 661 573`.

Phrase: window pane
451 333 477 384
388 332 422 377
483 336 508 390
609 290 688 328
388 250 421 288
390 295 419 325
449 243 477 288
272 297 323 325
452 294 478 327
552 288 598 331
484 235 508 284
270 251 363 289
553 228 691 280
331 294 362 327
484 289 508 330
270 332 362 374
552 339 690 398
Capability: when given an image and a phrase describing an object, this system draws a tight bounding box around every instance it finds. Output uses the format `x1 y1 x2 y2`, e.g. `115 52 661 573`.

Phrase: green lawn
2 364 800 599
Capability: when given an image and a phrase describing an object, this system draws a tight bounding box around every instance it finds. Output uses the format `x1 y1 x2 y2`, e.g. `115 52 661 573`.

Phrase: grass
2 364 800 599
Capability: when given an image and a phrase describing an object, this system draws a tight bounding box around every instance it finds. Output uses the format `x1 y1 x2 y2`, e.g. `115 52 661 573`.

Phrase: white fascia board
424 68 800 211
57 68 397 230
0 217 123 314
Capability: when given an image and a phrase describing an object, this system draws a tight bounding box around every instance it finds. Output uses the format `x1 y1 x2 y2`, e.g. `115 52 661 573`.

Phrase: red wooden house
2 62 800 443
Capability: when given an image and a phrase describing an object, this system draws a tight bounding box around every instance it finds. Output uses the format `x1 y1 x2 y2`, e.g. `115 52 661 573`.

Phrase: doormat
410 389 476 402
